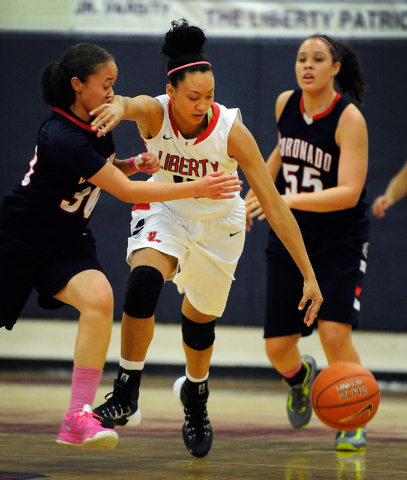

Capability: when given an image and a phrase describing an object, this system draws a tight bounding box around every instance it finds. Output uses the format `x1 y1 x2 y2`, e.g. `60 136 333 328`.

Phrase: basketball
311 361 380 431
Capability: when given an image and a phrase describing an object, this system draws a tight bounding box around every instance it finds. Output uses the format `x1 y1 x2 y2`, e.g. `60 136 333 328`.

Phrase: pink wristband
128 154 143 173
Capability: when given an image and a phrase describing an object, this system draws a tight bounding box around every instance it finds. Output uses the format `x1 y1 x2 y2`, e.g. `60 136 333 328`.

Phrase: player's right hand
90 98 125 137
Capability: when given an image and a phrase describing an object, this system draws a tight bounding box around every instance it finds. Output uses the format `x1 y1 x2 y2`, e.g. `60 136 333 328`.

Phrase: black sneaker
174 376 213 458
93 378 141 429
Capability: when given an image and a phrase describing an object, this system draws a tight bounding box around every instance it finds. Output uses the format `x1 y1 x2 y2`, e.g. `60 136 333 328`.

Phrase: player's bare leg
318 320 361 365
265 334 316 430
55 270 118 449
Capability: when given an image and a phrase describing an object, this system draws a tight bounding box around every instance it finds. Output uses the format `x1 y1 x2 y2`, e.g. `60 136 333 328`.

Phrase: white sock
185 367 209 383
120 357 145 371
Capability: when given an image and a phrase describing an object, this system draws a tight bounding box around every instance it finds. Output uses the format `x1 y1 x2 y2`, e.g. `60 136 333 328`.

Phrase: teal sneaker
286 355 317 429
336 427 367 451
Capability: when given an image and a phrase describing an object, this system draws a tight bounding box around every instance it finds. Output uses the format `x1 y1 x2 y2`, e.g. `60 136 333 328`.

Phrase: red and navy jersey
0 108 115 243
269 89 369 255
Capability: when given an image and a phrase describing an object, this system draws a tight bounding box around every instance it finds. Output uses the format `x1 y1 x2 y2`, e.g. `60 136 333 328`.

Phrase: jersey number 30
60 185 101 219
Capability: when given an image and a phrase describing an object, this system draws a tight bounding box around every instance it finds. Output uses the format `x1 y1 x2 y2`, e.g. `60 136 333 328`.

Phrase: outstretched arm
229 119 322 326
90 94 163 139
89 163 242 203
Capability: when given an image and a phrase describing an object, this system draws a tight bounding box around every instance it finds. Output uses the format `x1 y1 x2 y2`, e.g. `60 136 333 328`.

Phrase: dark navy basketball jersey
0 108 115 243
269 89 369 255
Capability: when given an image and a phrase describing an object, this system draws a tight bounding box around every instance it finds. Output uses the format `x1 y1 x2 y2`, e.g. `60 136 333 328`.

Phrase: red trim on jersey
168 99 179 138
167 100 220 145
54 108 95 131
300 92 341 122
132 203 150 211
194 103 220 145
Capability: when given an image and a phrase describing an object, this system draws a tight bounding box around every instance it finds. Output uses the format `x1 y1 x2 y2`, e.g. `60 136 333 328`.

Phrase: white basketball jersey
143 94 241 219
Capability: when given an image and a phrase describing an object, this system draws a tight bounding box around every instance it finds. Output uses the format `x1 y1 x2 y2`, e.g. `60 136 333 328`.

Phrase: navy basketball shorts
0 228 104 330
264 240 369 339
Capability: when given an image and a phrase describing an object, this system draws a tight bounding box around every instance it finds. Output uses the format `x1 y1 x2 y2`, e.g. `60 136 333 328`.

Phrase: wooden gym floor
1 320 407 479
0 370 407 479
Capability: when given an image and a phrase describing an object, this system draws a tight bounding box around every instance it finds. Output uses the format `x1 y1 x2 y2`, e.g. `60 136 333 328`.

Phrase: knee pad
123 266 164 318
182 314 216 351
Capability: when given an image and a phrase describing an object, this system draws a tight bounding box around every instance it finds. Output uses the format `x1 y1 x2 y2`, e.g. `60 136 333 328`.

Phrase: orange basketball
311 361 380 431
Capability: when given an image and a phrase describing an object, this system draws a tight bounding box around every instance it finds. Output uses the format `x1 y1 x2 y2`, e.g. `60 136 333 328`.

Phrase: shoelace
184 404 210 436
101 393 130 419
292 385 305 401
74 410 103 426
290 386 307 411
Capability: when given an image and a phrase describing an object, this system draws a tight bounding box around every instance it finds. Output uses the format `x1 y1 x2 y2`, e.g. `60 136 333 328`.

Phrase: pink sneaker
56 404 119 450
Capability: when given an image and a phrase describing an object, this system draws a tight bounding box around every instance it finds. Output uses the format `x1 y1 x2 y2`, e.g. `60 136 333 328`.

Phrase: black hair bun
161 19 207 58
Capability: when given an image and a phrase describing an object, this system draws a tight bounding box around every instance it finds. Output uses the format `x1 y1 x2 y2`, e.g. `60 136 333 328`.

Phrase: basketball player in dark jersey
0 43 242 450
246 35 369 451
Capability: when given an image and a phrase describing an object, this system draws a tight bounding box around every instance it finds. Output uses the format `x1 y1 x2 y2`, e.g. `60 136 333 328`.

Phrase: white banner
1 0 407 38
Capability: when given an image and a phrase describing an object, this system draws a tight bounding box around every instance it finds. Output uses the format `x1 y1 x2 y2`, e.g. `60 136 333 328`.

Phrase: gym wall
1 32 406 331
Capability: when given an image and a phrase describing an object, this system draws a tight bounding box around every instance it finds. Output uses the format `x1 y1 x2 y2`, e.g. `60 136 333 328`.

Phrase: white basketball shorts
126 200 246 317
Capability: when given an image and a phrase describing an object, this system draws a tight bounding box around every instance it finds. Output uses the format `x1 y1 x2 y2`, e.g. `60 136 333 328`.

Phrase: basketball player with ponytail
0 42 243 451
91 20 322 458
245 35 370 451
